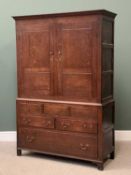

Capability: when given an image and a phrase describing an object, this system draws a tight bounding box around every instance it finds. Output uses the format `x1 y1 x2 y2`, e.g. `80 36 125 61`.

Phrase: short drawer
19 117 54 129
17 101 44 117
56 118 97 134
18 128 97 159
44 103 70 116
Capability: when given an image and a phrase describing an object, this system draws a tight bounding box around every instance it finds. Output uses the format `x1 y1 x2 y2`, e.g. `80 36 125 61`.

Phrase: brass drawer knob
63 124 68 129
80 143 89 151
45 120 52 127
23 118 31 125
83 123 93 129
58 50 62 55
50 51 54 56
62 122 70 129
83 123 87 128
42 120 52 126
26 136 35 143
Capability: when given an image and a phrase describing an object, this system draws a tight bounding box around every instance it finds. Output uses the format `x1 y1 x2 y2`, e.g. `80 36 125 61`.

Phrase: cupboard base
17 147 115 170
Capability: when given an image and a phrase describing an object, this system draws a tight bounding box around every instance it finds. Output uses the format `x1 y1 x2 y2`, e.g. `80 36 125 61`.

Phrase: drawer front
17 101 44 117
19 117 54 129
44 103 70 116
18 128 97 159
17 100 97 121
71 105 97 119
56 118 97 134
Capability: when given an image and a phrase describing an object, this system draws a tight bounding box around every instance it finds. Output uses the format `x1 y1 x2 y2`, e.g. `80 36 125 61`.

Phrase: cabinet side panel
102 19 114 44
103 102 115 158
102 18 114 102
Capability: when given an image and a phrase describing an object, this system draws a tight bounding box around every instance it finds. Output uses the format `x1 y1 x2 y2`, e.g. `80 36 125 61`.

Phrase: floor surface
0 141 131 175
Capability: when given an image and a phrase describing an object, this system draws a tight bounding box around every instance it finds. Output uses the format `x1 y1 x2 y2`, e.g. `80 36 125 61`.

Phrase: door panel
17 21 55 98
27 32 50 68
24 70 51 97
56 19 98 101
63 74 92 98
62 28 92 73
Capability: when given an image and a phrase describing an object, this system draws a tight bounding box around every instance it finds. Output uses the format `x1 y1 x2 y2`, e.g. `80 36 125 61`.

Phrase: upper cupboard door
56 16 100 102
16 19 55 98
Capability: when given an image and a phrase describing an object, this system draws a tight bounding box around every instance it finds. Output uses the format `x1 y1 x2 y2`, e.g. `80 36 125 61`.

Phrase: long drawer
18 128 98 159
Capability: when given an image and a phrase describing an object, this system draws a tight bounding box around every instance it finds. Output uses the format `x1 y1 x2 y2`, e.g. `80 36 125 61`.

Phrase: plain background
0 0 130 131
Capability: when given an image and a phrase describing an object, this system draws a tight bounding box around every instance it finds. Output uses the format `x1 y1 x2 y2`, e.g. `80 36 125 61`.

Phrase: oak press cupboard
13 9 117 170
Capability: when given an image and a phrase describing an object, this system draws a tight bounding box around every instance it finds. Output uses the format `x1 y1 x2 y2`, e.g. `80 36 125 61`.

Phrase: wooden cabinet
14 9 117 170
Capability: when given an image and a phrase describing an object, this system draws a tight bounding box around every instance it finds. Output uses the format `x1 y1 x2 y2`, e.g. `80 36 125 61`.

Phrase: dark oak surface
14 9 117 170
13 9 116 19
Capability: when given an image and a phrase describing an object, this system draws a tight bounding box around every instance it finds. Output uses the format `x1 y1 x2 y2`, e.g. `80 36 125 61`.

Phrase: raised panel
24 71 51 98
22 30 51 69
103 130 114 158
63 74 92 98
103 103 114 129
62 28 92 73
102 73 113 99
102 20 113 44
27 32 50 68
102 48 113 71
